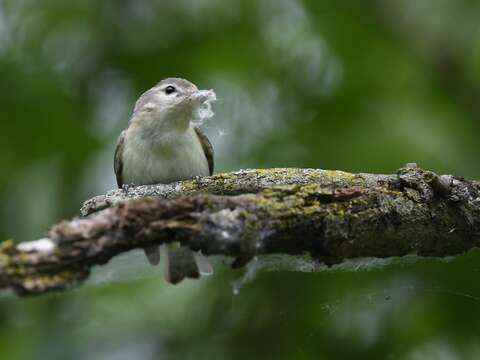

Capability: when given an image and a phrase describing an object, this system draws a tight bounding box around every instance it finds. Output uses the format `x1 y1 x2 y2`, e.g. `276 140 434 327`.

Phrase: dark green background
1 0 480 359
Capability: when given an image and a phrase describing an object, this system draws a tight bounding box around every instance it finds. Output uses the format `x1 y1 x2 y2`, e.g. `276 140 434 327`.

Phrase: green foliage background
1 0 480 359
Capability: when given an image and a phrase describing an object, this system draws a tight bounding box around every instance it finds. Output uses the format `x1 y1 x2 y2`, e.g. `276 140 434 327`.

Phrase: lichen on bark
1 166 480 296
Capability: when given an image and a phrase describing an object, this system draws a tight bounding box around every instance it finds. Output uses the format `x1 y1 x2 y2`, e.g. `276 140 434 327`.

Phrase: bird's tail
143 244 213 284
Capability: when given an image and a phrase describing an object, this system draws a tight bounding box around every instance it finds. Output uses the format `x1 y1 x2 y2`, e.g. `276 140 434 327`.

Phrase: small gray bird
114 77 215 284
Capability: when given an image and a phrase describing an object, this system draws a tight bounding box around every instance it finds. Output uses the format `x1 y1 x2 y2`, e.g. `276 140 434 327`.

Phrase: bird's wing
114 130 126 188
194 126 214 175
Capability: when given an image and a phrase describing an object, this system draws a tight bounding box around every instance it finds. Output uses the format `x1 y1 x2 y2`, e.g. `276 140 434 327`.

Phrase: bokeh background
1 0 480 359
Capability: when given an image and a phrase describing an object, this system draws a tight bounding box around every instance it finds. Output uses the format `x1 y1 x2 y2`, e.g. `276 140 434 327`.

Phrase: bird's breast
122 126 209 185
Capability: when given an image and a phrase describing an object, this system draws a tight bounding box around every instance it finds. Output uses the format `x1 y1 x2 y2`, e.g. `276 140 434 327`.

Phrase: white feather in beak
192 89 217 126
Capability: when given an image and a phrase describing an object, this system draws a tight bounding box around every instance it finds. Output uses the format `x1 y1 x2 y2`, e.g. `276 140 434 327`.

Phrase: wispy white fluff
192 89 217 126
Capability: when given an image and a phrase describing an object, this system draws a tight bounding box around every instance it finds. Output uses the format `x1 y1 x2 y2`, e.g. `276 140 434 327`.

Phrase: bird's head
132 77 214 131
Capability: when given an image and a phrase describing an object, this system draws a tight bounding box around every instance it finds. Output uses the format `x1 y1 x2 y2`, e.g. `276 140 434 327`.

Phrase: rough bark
1 166 480 296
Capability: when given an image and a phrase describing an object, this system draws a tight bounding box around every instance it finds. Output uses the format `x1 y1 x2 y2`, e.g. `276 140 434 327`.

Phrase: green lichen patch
17 269 88 295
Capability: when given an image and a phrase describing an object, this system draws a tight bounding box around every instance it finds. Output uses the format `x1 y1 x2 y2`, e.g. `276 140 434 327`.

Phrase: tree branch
2 166 480 296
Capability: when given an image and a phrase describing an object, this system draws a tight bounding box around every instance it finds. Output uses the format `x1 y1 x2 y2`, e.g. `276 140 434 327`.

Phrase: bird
114 77 215 284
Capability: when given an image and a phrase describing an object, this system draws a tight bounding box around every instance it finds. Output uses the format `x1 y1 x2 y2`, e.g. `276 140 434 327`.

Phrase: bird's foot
122 183 136 193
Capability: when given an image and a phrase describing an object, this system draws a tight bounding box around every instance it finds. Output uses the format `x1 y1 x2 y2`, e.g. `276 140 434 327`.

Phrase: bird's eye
164 85 176 95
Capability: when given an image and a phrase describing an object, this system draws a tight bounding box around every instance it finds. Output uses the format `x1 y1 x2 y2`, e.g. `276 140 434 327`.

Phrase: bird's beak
189 89 216 105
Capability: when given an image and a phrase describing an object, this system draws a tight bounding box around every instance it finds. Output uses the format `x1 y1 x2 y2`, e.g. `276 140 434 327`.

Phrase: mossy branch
2 166 480 296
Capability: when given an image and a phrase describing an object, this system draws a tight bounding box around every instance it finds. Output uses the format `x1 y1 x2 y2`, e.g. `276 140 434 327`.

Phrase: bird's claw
122 183 136 193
